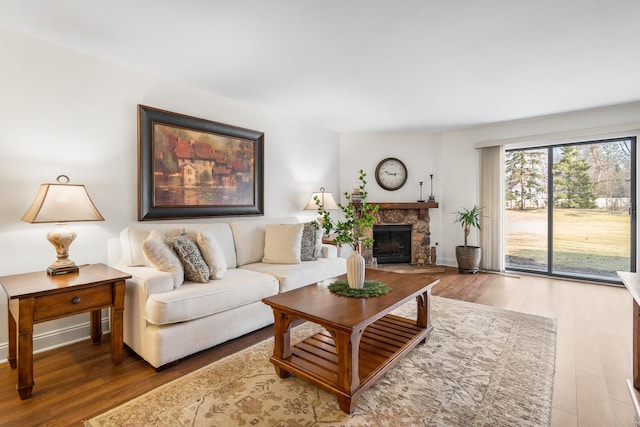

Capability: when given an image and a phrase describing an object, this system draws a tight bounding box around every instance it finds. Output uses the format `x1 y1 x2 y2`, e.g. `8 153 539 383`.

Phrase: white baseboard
0 316 110 364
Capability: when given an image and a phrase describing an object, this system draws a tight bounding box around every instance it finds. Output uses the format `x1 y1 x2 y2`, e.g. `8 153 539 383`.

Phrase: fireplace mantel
371 202 438 210
354 201 438 220
353 201 438 209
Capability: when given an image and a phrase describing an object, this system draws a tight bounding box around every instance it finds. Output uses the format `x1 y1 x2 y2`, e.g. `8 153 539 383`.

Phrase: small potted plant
454 205 482 274
314 170 379 288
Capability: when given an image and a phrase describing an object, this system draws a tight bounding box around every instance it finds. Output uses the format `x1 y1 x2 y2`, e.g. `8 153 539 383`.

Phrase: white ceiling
2 0 640 133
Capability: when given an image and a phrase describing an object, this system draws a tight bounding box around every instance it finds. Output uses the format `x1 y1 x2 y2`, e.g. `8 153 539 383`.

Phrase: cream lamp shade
304 187 339 227
21 175 104 275
304 187 339 211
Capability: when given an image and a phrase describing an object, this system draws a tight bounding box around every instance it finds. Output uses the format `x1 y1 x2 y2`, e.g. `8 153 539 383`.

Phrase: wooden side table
0 263 131 399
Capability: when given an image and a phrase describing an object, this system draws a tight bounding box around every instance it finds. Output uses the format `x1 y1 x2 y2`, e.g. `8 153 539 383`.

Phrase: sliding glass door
505 137 636 283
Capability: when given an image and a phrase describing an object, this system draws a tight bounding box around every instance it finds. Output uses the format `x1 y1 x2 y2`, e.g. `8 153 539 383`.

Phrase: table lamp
21 175 105 275
304 187 339 222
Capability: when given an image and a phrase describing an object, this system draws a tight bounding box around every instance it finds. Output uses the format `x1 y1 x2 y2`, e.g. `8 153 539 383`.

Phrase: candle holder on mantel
418 181 425 202
427 174 436 203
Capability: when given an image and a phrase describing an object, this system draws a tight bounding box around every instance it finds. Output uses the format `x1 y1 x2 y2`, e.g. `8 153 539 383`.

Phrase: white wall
0 29 340 358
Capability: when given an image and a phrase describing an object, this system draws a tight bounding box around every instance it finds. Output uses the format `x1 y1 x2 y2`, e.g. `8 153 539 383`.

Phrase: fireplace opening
373 224 412 264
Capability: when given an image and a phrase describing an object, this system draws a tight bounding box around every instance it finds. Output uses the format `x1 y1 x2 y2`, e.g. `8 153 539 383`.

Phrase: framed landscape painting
138 105 264 220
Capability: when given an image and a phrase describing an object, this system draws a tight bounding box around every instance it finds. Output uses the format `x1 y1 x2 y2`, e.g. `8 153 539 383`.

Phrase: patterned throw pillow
300 223 317 261
166 235 210 283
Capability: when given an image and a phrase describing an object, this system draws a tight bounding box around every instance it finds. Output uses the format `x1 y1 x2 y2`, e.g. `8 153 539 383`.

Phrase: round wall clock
375 157 408 191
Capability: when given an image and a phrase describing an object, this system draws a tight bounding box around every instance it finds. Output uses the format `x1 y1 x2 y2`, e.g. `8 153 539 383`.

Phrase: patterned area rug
85 296 557 426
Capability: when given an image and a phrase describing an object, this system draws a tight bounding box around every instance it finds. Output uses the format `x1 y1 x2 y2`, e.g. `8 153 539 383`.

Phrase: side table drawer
33 285 113 321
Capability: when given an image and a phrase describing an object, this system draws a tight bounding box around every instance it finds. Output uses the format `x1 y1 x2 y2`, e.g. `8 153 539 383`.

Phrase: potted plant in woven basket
454 205 482 274
314 169 379 288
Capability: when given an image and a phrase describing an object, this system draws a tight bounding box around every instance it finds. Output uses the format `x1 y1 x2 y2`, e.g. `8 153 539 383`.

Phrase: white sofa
107 217 346 368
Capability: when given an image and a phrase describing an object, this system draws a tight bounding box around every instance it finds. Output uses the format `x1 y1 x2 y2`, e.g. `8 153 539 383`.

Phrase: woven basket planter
455 246 481 274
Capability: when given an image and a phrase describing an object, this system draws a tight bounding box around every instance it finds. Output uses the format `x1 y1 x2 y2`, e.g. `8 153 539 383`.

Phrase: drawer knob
71 296 81 304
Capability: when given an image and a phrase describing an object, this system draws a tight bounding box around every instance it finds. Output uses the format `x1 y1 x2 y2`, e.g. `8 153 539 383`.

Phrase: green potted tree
454 205 482 274
314 169 379 288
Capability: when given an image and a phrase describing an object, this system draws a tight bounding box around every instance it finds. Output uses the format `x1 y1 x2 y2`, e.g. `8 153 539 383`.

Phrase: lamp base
47 265 79 276
47 223 78 276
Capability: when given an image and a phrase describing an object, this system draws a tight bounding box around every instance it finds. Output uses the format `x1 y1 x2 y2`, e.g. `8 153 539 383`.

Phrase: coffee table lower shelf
270 313 432 413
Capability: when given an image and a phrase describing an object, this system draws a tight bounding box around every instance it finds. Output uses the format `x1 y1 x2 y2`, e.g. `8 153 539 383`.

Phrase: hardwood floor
0 267 635 426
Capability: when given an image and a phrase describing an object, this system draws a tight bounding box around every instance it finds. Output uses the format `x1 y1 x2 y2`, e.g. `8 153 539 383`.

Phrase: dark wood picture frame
138 105 264 220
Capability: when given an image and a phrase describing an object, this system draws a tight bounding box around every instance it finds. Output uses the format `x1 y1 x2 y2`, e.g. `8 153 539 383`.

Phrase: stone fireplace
359 202 437 265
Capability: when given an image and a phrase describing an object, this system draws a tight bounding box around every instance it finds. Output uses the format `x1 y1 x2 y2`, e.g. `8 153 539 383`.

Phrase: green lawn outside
505 208 631 278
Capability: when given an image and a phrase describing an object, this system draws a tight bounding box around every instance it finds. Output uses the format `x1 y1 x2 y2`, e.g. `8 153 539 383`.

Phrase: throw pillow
300 222 317 261
262 223 304 264
196 231 228 280
142 229 184 288
166 235 210 283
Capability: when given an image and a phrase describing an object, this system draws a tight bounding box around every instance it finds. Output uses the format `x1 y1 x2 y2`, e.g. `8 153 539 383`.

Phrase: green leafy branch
313 169 379 250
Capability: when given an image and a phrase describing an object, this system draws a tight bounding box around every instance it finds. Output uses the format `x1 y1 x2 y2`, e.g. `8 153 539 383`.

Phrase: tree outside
552 146 596 209
505 149 546 210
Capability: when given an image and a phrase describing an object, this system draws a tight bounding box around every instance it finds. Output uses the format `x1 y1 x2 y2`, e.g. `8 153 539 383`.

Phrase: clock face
375 158 408 191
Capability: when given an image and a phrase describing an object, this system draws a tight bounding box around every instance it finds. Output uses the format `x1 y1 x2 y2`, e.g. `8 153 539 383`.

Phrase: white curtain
479 145 505 272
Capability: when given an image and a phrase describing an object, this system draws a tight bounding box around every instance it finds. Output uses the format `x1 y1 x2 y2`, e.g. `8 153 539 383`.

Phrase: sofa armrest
113 265 174 296
321 243 338 258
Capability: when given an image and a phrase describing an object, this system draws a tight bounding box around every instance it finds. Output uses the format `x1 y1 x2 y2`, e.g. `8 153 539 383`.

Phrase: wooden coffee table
262 268 439 413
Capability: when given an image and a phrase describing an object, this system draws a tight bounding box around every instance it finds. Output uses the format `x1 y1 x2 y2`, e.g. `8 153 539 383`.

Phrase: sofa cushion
167 235 210 283
241 257 347 293
144 269 279 325
142 230 184 288
263 223 304 264
230 217 298 266
197 231 228 280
